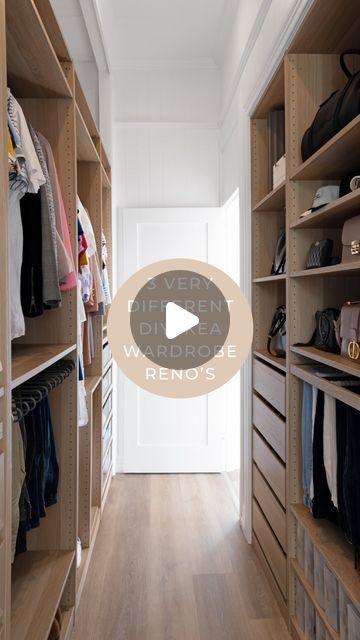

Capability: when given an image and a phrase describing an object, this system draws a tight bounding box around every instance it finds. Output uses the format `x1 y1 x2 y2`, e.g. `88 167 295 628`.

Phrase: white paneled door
122 207 234 472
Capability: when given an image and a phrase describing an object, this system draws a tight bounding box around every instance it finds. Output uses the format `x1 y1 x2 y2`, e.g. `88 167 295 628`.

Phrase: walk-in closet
0 1 113 638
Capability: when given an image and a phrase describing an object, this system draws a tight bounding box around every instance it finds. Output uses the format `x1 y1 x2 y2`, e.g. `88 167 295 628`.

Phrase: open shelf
290 616 305 640
291 114 360 181
101 165 111 189
59 606 74 640
253 273 286 283
6 0 72 98
11 343 76 389
291 345 360 378
291 559 340 640
84 375 102 396
253 180 286 212
291 261 360 278
253 349 287 373
291 504 360 613
291 364 360 411
11 550 75 640
291 189 360 229
75 74 99 139
76 105 100 163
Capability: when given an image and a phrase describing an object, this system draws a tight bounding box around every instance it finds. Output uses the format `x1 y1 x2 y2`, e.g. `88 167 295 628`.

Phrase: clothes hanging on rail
6 88 76 338
301 374 360 566
7 89 45 339
12 361 74 558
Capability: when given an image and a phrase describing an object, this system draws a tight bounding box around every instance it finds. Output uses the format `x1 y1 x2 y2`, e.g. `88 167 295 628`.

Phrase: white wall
219 0 314 540
113 66 220 210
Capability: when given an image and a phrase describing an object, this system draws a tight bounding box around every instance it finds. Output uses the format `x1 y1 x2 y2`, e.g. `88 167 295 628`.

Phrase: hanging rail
12 359 75 422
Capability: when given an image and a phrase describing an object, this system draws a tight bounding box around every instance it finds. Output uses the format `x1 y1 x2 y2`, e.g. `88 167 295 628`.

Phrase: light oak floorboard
72 474 290 640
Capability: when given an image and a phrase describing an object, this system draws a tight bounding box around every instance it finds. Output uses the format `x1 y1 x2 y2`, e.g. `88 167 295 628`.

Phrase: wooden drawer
253 359 286 416
253 500 287 598
253 394 286 461
253 430 286 507
0 453 4 536
253 466 286 551
0 540 4 631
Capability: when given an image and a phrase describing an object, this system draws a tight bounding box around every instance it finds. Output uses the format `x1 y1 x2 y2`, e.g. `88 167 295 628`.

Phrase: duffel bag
301 50 360 162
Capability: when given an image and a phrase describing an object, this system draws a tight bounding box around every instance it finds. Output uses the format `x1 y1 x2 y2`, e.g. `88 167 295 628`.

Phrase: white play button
165 302 199 340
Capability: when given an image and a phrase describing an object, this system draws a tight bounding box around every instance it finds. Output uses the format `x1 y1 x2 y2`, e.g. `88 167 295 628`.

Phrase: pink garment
53 164 77 290
37 132 77 291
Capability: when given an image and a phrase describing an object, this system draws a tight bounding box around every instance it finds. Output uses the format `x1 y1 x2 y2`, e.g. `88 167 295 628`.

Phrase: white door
122 207 234 472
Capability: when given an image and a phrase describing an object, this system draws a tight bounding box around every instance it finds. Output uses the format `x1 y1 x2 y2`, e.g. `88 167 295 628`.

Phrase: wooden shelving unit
253 180 286 212
250 1 360 636
11 344 76 389
11 551 75 640
0 2 114 638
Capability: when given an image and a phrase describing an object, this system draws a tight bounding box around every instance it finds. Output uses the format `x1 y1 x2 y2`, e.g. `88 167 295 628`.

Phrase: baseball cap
299 185 340 218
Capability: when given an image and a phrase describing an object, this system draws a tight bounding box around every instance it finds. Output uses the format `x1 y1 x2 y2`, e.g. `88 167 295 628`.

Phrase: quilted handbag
301 50 360 161
305 239 333 269
296 308 340 354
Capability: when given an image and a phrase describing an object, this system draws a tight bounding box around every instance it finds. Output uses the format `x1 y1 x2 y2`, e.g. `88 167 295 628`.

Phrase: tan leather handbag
342 214 360 262
335 302 360 360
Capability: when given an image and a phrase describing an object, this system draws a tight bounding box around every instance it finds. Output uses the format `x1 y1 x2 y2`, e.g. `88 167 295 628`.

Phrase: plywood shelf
291 261 360 278
101 165 111 189
11 343 76 389
6 0 72 98
76 105 100 163
291 114 360 181
253 274 287 283
291 190 360 229
75 74 99 139
252 63 284 119
84 375 102 396
11 550 75 640
291 345 360 378
59 606 74 640
291 504 360 613
291 559 340 640
253 349 287 373
290 617 304 640
253 181 286 212
291 364 360 411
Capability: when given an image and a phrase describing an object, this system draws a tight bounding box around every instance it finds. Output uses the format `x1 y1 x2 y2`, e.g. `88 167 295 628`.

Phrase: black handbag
296 308 340 353
305 239 333 269
301 50 360 162
271 228 286 275
267 306 286 357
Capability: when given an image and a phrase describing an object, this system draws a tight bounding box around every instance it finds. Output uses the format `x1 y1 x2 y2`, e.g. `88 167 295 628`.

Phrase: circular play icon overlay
130 269 230 370
108 259 253 398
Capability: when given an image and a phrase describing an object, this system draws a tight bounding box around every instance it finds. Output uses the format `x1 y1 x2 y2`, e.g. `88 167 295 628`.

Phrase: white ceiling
95 0 239 68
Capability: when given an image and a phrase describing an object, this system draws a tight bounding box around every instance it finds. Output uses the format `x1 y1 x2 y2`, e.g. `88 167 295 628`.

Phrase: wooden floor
72 474 290 640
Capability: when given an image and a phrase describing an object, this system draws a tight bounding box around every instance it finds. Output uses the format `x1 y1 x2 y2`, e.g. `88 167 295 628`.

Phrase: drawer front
253 500 287 597
253 359 286 416
102 392 112 426
0 453 3 535
102 442 112 479
0 540 4 632
103 365 112 398
103 417 113 458
253 394 286 461
253 466 286 551
253 430 286 507
103 341 111 369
